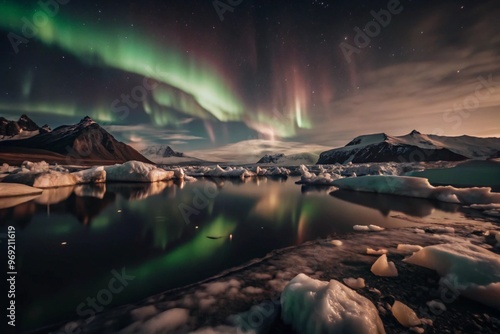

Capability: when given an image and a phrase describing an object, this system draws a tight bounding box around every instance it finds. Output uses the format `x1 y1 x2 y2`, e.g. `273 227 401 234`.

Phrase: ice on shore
332 175 500 205
371 254 398 277
122 308 190 334
343 277 366 289
397 244 423 254
354 224 385 232
281 273 386 334
405 243 500 309
367 248 388 255
392 301 421 328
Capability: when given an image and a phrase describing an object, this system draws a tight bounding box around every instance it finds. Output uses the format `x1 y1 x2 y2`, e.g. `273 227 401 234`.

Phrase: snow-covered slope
318 130 500 164
140 145 183 158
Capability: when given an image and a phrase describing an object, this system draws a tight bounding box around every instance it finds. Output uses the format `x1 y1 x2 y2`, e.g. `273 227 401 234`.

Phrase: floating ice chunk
331 175 500 205
33 171 78 188
331 240 343 246
105 161 175 183
404 243 500 309
354 225 385 232
343 277 366 289
281 274 386 334
173 167 185 179
72 166 106 184
397 244 423 254
371 254 398 277
392 301 421 327
367 248 388 255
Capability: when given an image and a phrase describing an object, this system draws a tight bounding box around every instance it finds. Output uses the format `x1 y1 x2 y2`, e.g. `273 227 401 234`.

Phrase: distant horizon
2 112 500 154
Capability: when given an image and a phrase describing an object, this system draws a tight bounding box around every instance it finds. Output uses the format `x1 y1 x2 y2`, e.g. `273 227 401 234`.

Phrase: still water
0 176 460 331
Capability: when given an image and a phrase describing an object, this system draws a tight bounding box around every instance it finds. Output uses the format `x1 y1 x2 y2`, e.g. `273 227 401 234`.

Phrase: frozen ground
56 211 500 334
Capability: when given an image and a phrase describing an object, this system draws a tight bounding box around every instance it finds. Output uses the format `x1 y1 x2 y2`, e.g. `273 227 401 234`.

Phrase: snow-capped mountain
318 130 500 164
188 139 331 164
140 145 183 158
257 152 320 165
0 116 151 164
0 114 51 140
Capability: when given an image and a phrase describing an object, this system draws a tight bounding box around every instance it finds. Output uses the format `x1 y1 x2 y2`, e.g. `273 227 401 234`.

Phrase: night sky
0 0 499 152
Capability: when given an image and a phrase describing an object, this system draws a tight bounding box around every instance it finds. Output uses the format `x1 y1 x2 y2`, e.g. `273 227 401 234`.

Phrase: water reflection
330 189 460 217
0 177 466 332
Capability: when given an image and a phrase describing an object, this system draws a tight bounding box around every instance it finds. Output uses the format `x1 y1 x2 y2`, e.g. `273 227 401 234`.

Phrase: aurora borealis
1 0 499 151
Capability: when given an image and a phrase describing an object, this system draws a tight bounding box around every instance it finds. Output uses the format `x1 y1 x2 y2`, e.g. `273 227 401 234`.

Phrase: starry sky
0 0 499 151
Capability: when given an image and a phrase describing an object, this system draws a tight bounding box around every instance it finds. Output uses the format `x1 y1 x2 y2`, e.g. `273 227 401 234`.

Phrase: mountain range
0 114 51 139
0 116 151 165
317 130 500 164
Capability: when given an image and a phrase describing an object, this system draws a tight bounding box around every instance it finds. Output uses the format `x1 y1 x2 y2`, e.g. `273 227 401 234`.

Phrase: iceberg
405 243 500 309
281 273 386 334
104 161 175 183
331 175 500 205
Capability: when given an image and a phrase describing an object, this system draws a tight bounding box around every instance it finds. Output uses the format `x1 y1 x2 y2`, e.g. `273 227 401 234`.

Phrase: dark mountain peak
17 114 39 131
410 130 421 135
162 146 183 157
346 133 388 146
78 116 96 126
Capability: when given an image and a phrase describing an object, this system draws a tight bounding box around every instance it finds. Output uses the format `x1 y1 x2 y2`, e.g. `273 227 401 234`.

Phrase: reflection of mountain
330 189 459 217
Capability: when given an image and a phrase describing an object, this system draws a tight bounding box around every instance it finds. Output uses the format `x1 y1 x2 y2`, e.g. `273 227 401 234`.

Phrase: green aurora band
0 2 312 138
0 2 243 121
